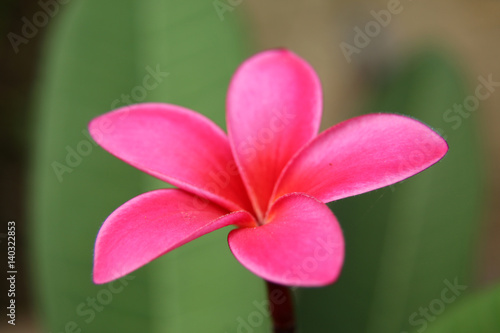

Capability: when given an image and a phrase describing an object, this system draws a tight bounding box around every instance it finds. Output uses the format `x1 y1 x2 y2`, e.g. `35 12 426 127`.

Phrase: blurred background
1 0 499 332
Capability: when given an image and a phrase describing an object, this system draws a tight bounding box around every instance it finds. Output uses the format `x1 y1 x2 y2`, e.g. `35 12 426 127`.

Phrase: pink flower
89 49 448 287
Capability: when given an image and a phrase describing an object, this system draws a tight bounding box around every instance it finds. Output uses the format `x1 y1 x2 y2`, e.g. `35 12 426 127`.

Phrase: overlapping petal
228 193 344 286
89 103 252 212
227 49 322 220
93 189 256 284
273 114 448 204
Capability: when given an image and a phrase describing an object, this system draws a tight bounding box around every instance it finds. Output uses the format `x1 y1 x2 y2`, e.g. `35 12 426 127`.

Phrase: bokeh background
1 0 499 332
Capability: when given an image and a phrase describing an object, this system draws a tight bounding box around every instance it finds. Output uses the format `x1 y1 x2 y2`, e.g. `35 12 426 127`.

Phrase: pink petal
227 49 322 220
228 193 344 286
89 103 252 212
273 114 448 203
93 189 255 284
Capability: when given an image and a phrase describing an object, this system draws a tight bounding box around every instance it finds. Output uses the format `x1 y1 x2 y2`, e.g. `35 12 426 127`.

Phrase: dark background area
1 0 44 330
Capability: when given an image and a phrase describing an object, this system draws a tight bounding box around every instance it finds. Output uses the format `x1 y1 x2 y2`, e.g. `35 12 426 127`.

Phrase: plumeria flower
89 49 448 287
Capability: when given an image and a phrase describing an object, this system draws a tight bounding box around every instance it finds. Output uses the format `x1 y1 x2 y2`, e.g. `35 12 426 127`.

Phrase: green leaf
297 49 484 333
422 284 500 333
29 1 267 332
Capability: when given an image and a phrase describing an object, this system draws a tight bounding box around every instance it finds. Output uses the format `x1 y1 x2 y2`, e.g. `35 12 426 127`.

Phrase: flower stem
266 281 295 333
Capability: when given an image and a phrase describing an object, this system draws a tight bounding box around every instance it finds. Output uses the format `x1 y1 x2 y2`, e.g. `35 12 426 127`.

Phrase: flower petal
228 193 344 286
273 114 449 203
227 49 322 220
89 103 252 212
93 189 255 284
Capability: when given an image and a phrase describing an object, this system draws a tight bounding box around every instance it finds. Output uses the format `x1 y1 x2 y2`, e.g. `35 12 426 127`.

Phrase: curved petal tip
228 193 344 287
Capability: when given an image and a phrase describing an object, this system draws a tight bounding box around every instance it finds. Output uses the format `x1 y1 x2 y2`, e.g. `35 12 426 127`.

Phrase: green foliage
423 283 500 333
29 1 267 332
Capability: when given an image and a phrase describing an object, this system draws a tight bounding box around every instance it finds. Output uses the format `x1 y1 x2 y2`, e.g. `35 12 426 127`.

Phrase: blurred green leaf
422 283 500 333
29 1 267 332
297 49 484 333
